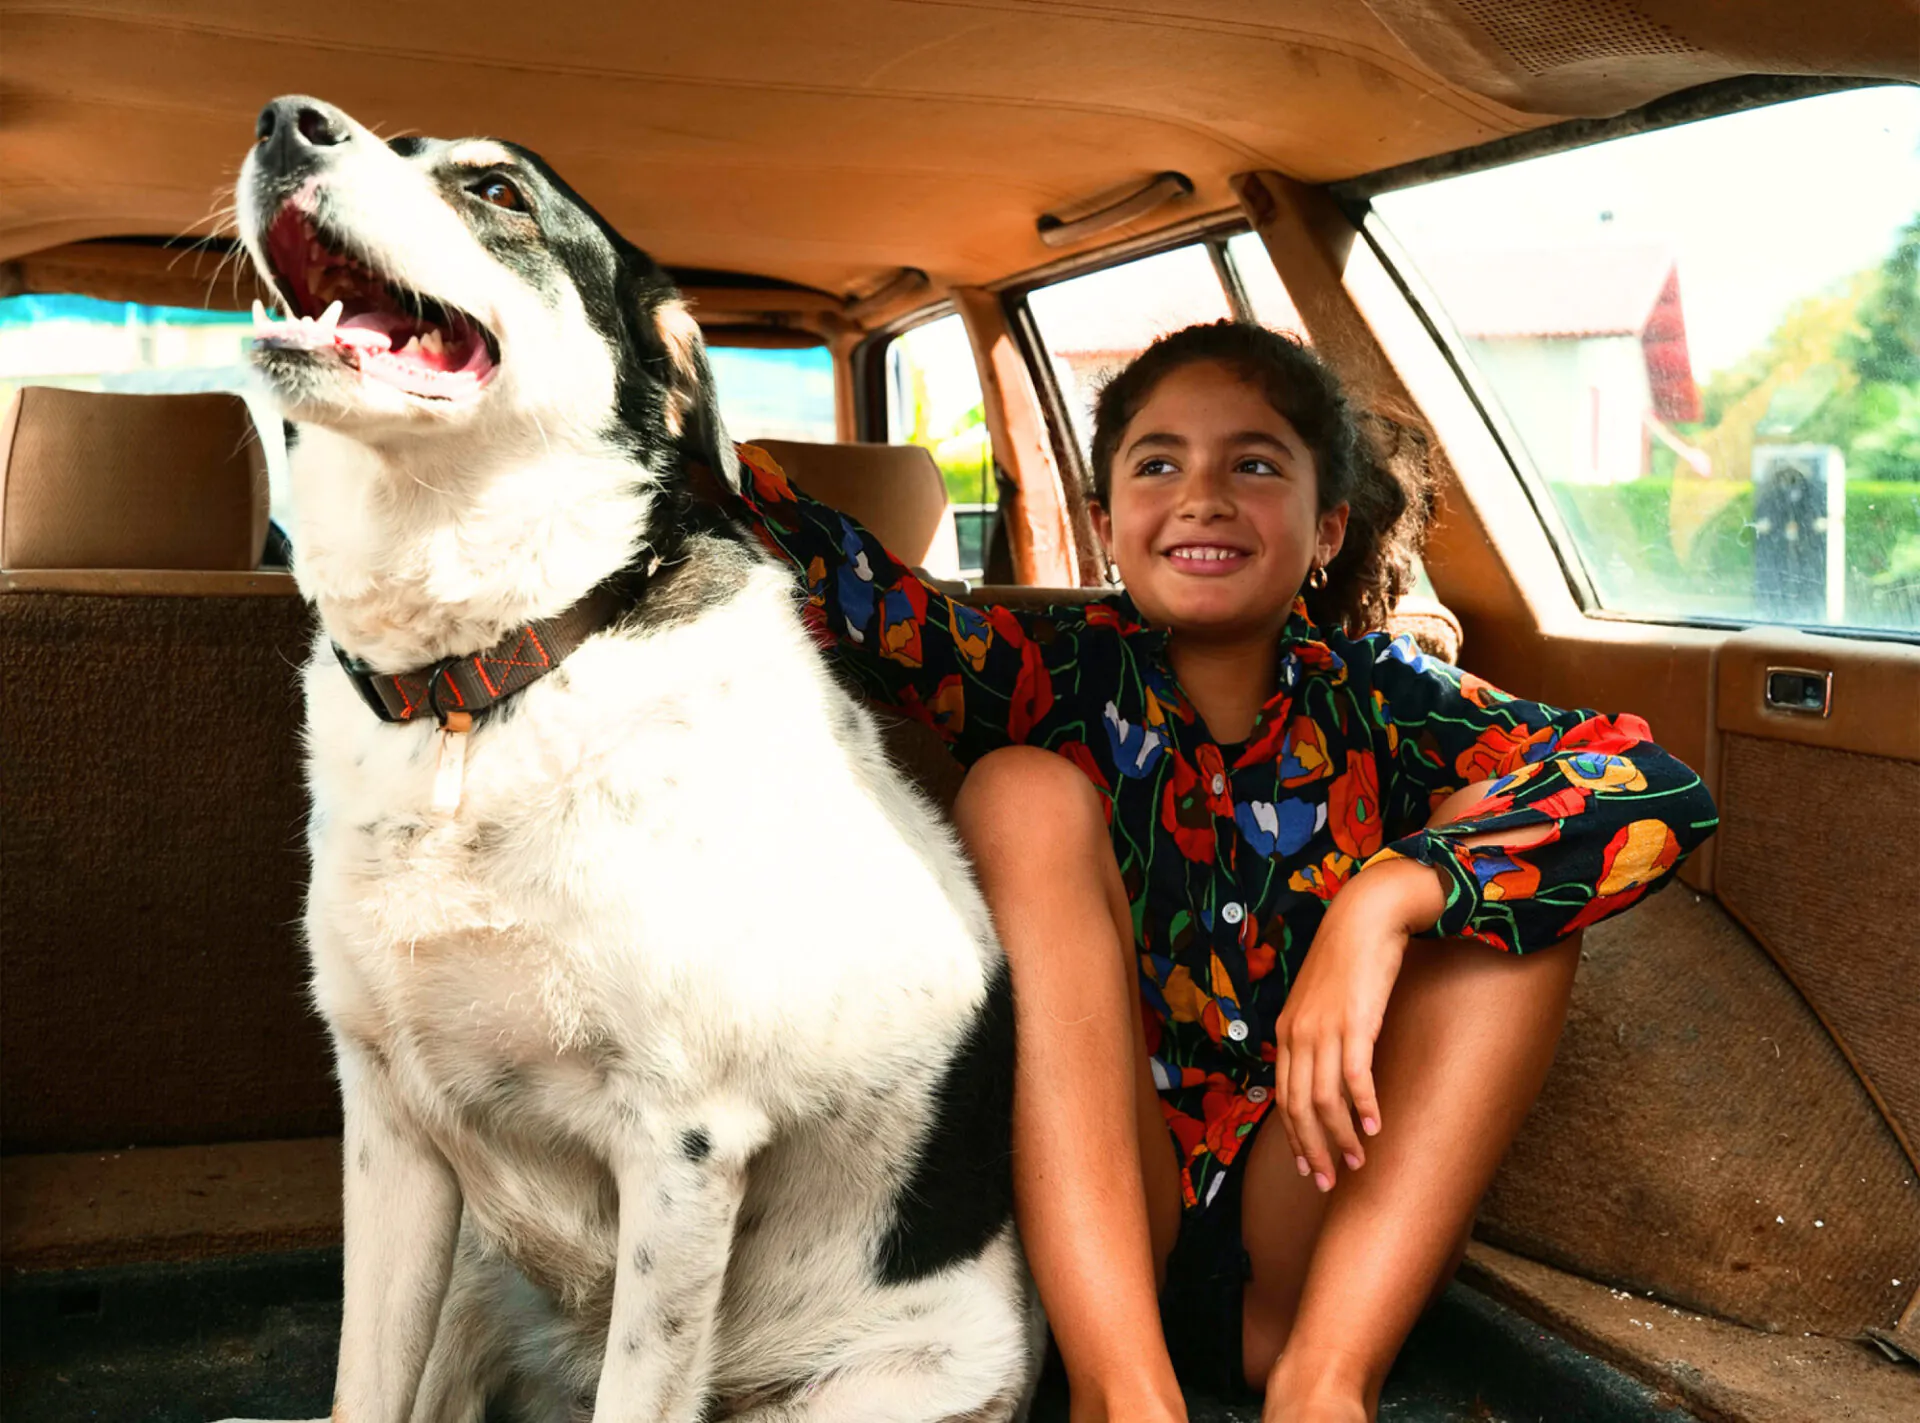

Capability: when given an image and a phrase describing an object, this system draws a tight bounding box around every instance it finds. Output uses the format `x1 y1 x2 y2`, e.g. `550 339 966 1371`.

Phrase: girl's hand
1272 857 1444 1191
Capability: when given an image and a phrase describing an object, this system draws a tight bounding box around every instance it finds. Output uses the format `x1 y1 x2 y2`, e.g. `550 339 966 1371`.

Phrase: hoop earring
1308 564 1329 590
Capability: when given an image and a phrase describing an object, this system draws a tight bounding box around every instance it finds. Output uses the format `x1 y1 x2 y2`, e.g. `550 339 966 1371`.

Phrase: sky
1373 85 1920 380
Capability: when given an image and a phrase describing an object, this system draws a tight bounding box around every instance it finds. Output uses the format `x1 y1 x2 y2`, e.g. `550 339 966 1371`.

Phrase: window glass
1224 231 1307 337
0 293 293 531
885 312 994 579
708 344 836 445
1373 87 1920 635
1025 243 1234 458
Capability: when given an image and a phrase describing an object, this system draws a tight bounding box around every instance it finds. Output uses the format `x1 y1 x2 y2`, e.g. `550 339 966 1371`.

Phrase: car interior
1 3 1917 1420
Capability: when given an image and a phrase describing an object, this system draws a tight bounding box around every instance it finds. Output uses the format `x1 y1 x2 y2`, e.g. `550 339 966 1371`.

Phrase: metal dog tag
431 711 473 815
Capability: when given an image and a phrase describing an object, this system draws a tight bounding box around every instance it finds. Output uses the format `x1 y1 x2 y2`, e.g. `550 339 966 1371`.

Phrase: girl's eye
1136 457 1177 477
475 177 526 212
1237 457 1282 476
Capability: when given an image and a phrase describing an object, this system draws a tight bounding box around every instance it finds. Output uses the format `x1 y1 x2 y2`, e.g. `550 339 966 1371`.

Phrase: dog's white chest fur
305 563 990 1154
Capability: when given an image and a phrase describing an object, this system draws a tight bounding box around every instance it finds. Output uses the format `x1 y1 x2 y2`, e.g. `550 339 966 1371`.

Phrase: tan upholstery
1477 889 1920 1337
1715 735 1920 1176
751 439 961 578
0 387 269 573
4 5 1911 293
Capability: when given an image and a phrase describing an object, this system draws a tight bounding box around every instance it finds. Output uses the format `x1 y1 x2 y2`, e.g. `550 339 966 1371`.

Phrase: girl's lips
1163 545 1251 576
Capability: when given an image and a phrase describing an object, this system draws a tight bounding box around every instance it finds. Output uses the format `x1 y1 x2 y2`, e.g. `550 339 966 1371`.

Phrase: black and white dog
227 96 1036 1422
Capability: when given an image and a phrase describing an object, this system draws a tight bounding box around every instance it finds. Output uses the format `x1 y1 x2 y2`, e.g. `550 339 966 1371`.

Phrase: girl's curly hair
1086 321 1434 637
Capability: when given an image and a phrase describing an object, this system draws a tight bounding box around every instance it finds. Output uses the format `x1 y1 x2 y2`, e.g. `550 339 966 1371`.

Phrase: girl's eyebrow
1123 431 1186 458
1230 430 1299 459
1123 428 1301 460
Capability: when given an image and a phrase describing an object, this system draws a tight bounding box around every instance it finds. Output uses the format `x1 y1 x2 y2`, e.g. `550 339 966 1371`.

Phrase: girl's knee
953 745 1104 849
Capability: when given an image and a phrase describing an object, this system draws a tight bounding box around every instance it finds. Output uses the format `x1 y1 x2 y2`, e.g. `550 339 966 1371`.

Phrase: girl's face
1092 360 1348 642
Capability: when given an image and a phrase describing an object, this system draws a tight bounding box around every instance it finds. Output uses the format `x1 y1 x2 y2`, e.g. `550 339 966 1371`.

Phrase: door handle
1764 667 1832 717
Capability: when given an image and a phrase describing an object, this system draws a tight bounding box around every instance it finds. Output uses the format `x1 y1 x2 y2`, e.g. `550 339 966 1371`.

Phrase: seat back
750 438 962 578
0 388 335 1154
0 387 269 573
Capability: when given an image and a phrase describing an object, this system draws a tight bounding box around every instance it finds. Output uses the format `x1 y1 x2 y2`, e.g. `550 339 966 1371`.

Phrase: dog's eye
474 177 526 212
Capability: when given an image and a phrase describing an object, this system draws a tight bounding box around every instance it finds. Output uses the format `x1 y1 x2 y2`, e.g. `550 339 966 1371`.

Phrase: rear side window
1373 86 1920 637
708 344 836 445
883 312 993 579
1024 243 1235 457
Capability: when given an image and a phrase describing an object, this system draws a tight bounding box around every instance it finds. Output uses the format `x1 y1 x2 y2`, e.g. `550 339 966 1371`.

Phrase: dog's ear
651 297 739 493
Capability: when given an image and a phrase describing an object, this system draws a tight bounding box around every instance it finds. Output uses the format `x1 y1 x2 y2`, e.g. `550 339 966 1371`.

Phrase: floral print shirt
732 444 1719 1212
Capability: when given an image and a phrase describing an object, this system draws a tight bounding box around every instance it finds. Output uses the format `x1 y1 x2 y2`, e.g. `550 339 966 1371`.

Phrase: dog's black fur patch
875 962 1016 1285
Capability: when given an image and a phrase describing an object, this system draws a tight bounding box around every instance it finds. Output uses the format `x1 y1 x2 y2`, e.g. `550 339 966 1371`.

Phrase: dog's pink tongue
335 313 399 353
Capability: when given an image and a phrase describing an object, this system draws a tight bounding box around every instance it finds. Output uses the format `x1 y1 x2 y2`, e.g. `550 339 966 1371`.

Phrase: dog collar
333 585 628 726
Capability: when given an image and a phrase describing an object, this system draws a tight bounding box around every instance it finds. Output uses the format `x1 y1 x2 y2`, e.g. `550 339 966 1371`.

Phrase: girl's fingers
1273 1046 1309 1174
1313 1038 1365 1172
1343 1033 1382 1142
1287 1041 1336 1191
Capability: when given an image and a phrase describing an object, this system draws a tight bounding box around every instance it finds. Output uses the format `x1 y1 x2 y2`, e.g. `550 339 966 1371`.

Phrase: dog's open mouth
253 205 500 401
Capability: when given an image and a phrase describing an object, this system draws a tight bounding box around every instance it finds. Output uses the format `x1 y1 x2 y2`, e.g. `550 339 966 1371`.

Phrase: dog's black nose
255 96 353 174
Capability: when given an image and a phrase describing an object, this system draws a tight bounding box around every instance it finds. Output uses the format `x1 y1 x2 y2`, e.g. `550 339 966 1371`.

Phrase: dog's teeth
419 329 444 358
317 300 344 335
251 298 269 332
398 335 422 355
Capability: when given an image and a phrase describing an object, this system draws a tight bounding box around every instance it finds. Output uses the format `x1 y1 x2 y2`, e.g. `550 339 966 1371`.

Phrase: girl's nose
1174 459 1236 520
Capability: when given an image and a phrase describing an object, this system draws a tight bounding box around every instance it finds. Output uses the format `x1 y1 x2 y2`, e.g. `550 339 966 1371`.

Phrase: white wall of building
1468 334 1654 486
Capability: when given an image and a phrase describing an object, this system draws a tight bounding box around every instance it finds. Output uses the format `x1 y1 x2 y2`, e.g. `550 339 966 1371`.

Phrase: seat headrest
750 439 961 577
0 388 269 572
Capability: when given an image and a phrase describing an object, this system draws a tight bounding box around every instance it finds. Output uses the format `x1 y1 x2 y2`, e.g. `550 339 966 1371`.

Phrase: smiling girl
730 321 1716 1423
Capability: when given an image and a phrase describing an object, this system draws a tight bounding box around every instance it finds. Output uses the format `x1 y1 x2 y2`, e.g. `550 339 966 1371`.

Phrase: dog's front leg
592 1100 771 1422
332 1041 462 1423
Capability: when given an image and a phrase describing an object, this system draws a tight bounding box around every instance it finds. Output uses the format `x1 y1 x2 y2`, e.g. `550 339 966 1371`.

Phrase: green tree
1847 213 1920 386
1692 211 1920 483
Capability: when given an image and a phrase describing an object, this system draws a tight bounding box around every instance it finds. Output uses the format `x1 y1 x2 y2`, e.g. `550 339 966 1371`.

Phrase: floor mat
3 1249 1695 1422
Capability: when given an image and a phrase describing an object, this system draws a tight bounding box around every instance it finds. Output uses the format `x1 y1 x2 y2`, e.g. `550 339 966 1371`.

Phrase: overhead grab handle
1036 172 1194 248
843 267 930 324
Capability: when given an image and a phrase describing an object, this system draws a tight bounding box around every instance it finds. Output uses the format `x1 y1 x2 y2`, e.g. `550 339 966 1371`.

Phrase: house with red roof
1415 241 1703 485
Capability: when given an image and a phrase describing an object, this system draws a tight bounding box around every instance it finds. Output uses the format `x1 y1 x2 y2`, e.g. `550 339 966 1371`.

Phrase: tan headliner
2 1 1914 300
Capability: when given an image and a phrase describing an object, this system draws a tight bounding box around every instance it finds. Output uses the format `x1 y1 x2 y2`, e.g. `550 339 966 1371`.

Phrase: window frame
853 300 962 444
994 219 1261 497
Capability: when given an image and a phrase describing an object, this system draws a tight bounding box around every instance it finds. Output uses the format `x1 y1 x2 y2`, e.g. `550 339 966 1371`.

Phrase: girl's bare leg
1241 932 1580 1419
952 747 1186 1423
1241 788 1583 1421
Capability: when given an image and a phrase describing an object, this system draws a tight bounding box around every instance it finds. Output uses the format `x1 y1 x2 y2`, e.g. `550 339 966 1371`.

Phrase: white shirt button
1221 901 1244 925
1211 773 1226 796
1226 1018 1250 1042
1247 1085 1269 1103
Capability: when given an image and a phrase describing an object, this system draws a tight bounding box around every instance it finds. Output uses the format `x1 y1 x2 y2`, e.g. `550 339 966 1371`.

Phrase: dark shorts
1157 1117 1266 1402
